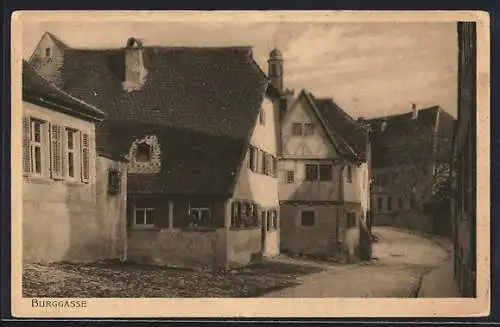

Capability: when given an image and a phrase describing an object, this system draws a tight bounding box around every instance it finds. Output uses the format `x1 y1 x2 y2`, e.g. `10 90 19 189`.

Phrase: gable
28 33 67 86
281 93 339 158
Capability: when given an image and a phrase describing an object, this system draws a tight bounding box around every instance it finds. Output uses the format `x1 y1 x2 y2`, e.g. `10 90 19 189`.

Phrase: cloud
22 20 458 117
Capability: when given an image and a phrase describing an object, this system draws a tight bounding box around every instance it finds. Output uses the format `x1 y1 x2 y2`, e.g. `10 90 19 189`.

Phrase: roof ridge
65 45 255 52
367 105 441 121
23 61 106 117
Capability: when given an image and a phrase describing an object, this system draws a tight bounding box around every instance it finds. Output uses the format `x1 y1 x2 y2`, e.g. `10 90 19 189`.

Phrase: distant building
278 87 371 260
22 61 128 263
28 32 283 269
451 21 477 297
367 105 455 233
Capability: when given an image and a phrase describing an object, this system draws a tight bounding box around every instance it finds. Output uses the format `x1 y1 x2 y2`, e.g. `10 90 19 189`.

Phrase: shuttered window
81 132 90 183
50 124 64 179
23 116 31 174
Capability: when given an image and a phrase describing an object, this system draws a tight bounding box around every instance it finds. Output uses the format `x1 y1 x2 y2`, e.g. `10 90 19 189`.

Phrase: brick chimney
123 37 148 92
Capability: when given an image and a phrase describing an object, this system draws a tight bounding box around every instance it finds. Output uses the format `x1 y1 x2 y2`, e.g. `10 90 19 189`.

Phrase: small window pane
305 164 318 181
347 166 353 183
67 130 74 150
33 122 41 142
304 123 314 135
145 210 154 225
292 123 302 135
68 153 75 177
286 170 294 183
301 211 315 226
136 143 151 162
319 164 332 181
34 147 42 173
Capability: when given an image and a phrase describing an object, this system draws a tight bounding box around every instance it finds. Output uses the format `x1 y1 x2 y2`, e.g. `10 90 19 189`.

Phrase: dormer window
45 48 51 57
136 142 151 162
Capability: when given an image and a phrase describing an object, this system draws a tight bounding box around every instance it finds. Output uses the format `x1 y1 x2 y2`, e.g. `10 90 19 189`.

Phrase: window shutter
81 132 90 183
50 124 63 179
22 116 31 174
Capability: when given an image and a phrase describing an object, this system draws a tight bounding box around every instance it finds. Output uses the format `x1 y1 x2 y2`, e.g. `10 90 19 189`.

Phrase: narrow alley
263 227 460 298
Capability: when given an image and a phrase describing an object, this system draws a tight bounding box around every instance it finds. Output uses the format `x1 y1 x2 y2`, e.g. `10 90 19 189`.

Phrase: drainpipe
121 163 128 262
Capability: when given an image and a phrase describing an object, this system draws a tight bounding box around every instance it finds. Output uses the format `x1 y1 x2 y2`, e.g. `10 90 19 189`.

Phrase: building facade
278 88 370 260
22 62 128 263
451 21 477 297
28 32 282 269
367 105 455 233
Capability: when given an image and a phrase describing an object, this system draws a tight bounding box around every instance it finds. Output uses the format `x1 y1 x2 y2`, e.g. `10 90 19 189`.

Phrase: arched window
135 142 151 162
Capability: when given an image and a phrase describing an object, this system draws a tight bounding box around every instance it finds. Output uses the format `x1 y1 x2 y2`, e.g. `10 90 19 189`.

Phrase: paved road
263 227 449 298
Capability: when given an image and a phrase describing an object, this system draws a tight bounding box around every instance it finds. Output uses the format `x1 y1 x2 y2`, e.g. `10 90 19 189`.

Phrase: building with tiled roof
366 103 455 232
28 32 284 269
278 88 371 261
22 60 128 264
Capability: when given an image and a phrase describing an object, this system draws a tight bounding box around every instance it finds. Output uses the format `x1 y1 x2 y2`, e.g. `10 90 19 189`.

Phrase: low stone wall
226 228 261 268
373 210 433 234
127 228 226 268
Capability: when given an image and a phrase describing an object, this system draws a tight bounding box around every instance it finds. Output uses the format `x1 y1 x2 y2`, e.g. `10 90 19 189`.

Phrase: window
30 119 44 175
377 197 383 212
305 163 332 181
286 170 295 183
188 204 212 228
398 196 403 209
231 201 259 228
81 133 90 182
259 109 266 125
305 164 318 181
136 142 151 162
248 145 255 171
346 165 353 183
65 128 76 178
45 47 51 57
134 208 155 226
301 211 315 226
347 212 356 228
304 123 314 135
260 150 266 174
292 123 303 135
319 164 332 181
387 196 392 212
108 169 121 195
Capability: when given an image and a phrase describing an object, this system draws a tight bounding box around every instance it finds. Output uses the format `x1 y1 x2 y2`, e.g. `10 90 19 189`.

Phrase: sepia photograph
10 10 489 317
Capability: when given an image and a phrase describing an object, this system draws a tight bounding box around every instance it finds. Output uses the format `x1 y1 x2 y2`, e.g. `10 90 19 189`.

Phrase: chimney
357 116 365 125
380 118 387 132
411 102 418 119
123 37 148 92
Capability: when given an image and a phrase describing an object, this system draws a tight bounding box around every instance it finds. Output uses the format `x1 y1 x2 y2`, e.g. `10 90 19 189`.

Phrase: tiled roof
309 94 369 161
22 60 106 121
366 106 455 169
38 42 271 195
294 89 368 162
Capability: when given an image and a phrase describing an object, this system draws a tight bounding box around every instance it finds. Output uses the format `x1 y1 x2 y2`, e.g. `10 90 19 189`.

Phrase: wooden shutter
81 132 90 183
22 116 31 174
50 124 63 179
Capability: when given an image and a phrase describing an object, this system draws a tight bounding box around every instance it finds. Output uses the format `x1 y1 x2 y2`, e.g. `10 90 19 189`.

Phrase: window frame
135 142 152 163
291 123 303 135
377 197 383 212
387 196 393 212
45 47 51 57
304 123 315 135
346 165 353 183
30 118 45 176
134 207 155 227
286 170 295 184
319 163 333 181
188 203 212 228
305 163 318 181
65 127 78 179
301 210 315 226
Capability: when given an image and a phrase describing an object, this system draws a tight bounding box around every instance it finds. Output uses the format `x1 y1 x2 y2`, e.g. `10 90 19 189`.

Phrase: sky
22 20 458 118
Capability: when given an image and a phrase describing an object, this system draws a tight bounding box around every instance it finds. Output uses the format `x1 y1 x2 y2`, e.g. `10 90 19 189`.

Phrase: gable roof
288 89 368 162
22 60 106 122
29 35 273 195
366 106 455 169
